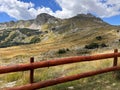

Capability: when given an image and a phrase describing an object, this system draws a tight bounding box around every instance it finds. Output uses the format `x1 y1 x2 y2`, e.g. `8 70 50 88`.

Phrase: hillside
0 13 120 59
0 13 120 89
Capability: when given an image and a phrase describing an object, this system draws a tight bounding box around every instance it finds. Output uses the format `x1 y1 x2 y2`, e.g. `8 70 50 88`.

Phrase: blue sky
0 0 120 25
21 0 62 12
103 15 120 25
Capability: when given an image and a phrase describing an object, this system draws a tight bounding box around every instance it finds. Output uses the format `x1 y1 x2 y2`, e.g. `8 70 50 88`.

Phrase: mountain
0 13 107 30
0 13 60 30
34 13 59 25
0 13 119 56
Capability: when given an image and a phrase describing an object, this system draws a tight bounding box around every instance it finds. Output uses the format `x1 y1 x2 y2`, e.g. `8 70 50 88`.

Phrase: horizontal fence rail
0 49 119 90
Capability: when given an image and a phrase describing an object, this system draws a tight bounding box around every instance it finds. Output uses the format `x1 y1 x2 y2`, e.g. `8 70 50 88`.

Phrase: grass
37 61 120 90
1 56 120 90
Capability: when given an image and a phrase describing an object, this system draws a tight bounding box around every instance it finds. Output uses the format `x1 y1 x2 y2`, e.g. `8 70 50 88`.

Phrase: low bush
119 39 120 42
51 27 56 31
57 48 70 54
85 43 99 49
66 48 70 51
117 30 119 32
57 49 67 54
30 36 41 43
96 36 102 40
100 43 107 48
85 43 107 49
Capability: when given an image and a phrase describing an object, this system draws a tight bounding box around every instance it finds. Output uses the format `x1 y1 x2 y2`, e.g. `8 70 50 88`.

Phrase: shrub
119 39 120 42
57 49 67 54
85 43 99 49
52 27 56 31
117 30 119 33
21 37 25 39
96 36 102 40
66 48 70 51
30 36 41 43
100 43 107 48
45 31 48 33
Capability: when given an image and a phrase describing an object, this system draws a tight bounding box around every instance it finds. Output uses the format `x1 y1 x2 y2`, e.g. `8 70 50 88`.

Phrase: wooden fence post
30 57 34 84
113 49 118 66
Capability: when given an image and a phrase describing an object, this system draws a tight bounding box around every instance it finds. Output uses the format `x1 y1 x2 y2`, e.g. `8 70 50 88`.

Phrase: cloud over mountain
0 0 120 20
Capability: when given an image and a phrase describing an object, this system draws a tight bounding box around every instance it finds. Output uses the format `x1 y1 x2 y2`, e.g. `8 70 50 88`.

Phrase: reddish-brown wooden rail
7 66 120 90
0 51 120 74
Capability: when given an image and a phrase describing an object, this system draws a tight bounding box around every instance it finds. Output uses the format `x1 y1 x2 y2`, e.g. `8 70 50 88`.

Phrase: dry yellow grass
0 26 119 60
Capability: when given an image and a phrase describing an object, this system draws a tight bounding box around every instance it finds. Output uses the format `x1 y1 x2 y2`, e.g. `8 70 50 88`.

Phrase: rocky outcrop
34 13 58 25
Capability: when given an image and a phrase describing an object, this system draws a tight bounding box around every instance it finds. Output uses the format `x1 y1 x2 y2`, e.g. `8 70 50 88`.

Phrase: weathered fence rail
0 49 120 90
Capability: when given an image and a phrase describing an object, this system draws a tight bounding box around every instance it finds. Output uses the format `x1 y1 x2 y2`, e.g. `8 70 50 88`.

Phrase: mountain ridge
0 13 109 30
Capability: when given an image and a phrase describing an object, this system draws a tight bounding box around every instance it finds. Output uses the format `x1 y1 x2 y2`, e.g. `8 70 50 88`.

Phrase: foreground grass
1 57 120 90
40 72 120 90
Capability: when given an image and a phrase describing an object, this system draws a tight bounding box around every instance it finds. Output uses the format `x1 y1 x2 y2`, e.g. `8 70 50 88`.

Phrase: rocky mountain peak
37 13 54 18
34 13 57 25
71 13 106 24
75 13 98 19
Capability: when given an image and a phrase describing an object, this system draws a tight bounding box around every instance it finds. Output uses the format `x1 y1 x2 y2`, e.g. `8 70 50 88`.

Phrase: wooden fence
0 49 120 90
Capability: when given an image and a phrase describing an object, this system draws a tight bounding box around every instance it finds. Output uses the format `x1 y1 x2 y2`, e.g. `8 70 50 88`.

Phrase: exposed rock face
71 13 105 24
34 13 58 25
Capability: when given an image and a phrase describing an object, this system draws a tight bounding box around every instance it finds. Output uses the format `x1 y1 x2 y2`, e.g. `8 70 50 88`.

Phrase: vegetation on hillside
0 28 43 48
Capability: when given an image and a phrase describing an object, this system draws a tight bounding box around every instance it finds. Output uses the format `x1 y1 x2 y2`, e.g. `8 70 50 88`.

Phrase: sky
0 0 120 25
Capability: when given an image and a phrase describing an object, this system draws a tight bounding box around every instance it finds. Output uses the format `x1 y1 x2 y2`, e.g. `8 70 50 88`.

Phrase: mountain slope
0 13 120 59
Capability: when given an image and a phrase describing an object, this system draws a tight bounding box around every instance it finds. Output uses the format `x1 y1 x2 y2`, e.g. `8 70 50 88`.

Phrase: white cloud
0 0 120 20
0 0 36 20
54 0 120 18
0 0 54 20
